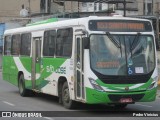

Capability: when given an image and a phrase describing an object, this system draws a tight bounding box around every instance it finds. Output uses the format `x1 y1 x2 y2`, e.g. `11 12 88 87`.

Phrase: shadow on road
12 91 137 111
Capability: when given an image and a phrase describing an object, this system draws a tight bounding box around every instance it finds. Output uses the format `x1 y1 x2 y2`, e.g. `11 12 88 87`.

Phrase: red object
120 98 133 103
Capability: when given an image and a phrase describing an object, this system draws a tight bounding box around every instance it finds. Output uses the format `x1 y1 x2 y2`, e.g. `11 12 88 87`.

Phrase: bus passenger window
43 30 56 57
11 34 21 55
56 28 73 57
4 35 11 55
21 33 31 56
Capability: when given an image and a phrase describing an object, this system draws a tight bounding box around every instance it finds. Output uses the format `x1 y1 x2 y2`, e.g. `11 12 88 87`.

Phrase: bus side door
75 35 85 100
31 37 41 90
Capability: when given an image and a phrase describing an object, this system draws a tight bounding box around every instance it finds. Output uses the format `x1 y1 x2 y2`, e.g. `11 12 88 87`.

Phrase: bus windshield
90 34 155 76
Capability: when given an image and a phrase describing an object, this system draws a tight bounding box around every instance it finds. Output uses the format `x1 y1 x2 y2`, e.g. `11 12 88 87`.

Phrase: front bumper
86 87 157 104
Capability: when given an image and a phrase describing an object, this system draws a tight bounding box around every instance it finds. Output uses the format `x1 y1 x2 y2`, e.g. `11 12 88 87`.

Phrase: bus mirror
83 37 90 49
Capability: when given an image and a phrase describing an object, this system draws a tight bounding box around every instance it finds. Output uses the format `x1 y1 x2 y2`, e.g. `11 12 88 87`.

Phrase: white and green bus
3 16 158 109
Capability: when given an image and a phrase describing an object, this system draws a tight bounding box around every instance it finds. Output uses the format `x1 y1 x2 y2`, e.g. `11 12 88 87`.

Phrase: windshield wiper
129 32 141 58
106 32 120 48
130 32 141 50
106 32 122 57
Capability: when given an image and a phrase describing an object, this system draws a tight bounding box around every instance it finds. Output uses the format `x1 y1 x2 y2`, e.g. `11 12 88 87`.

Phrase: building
0 0 40 23
0 0 160 49
0 0 40 51
137 0 160 15
49 0 138 17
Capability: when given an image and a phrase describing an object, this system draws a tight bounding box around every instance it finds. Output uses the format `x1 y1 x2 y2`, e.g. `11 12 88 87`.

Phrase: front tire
18 74 30 97
62 82 76 109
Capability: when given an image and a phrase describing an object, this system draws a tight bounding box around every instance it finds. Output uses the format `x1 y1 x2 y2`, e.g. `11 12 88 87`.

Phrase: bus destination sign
89 20 152 32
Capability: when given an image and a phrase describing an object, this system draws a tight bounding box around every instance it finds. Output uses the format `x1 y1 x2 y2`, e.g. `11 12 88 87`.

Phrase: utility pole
63 0 65 18
78 1 80 17
45 0 48 13
145 0 148 15
123 0 126 17
152 0 154 15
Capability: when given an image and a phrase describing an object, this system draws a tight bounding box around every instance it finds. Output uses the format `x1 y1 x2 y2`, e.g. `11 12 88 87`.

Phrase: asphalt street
2 55 160 120
0 70 160 120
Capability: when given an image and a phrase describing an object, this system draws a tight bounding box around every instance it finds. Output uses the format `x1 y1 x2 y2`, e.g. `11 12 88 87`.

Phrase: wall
0 0 40 22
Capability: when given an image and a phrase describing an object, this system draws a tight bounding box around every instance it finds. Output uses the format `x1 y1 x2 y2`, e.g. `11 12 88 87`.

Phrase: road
0 71 160 120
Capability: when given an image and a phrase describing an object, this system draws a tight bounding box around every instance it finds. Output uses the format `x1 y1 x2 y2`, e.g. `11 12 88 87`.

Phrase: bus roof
26 18 59 26
4 16 152 35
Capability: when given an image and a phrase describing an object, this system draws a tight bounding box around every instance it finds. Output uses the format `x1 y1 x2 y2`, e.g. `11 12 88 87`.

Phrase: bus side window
11 34 21 55
4 35 11 55
43 30 56 57
21 33 31 56
56 28 73 57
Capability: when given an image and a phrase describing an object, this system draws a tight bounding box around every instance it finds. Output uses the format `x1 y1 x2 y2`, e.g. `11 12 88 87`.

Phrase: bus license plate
120 98 133 103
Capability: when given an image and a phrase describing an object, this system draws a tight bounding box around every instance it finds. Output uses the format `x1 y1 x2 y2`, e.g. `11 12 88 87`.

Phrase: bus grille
99 73 152 84
108 94 145 102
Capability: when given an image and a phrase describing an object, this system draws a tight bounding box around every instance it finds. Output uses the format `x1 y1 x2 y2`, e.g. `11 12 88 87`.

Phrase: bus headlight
148 76 158 90
89 78 104 92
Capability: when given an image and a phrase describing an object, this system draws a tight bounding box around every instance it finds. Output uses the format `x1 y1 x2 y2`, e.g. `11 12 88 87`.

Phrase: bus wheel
62 81 76 109
114 104 128 109
18 74 30 97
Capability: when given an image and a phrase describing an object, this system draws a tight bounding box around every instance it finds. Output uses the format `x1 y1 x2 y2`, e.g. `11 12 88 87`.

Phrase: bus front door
75 35 85 100
31 37 41 90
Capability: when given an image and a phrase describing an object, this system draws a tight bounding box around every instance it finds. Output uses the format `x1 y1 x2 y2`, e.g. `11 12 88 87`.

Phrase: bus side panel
2 56 11 82
40 58 67 95
6 56 32 88
9 57 19 86
19 57 32 89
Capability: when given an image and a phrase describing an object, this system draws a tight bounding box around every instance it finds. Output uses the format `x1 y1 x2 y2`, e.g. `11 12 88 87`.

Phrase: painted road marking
3 101 15 106
135 103 152 108
44 117 54 120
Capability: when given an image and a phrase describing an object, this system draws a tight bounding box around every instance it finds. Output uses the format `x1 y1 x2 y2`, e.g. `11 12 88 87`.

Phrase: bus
3 16 158 109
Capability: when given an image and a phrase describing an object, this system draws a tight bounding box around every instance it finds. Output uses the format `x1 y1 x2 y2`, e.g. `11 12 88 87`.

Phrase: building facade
0 0 40 23
137 0 160 15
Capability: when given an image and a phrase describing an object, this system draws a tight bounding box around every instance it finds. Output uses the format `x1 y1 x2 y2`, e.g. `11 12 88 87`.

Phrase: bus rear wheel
18 74 30 97
62 81 76 109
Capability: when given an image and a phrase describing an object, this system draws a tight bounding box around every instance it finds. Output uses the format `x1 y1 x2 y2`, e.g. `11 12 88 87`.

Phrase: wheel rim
63 88 70 103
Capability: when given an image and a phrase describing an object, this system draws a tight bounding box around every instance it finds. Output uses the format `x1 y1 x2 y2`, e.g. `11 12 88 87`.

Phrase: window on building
82 2 87 7
94 3 97 11
56 28 73 57
40 0 45 13
4 35 11 55
40 0 51 13
21 33 31 56
43 30 56 56
144 1 152 15
89 3 93 7
147 3 152 15
11 34 21 55
99 3 102 11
